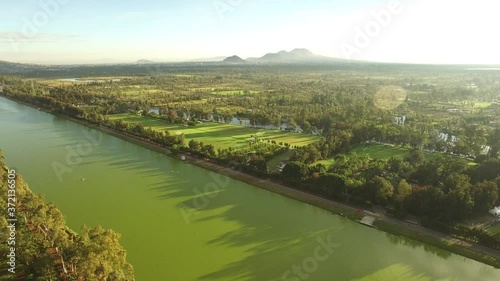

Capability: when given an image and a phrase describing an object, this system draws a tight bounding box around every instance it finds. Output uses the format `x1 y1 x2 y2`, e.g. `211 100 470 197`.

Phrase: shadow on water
83 134 500 281
103 147 476 281
2 98 498 281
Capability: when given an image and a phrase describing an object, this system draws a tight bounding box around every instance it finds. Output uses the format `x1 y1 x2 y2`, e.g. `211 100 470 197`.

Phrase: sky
0 0 499 65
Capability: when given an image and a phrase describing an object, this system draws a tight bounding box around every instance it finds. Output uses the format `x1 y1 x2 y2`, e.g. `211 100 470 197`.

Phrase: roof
489 207 500 215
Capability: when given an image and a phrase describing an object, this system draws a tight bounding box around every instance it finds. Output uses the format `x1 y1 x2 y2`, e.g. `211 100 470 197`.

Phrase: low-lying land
108 113 321 149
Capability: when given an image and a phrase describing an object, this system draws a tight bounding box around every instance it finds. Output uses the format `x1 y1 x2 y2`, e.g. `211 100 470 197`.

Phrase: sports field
108 114 320 149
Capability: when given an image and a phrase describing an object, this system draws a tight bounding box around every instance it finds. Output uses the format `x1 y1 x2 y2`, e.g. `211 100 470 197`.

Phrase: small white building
489 207 500 217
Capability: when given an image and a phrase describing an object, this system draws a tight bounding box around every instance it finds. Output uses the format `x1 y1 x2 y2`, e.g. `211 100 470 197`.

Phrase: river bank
2 94 500 269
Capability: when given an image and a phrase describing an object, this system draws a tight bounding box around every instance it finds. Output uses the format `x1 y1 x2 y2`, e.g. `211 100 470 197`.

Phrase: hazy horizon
1 0 499 65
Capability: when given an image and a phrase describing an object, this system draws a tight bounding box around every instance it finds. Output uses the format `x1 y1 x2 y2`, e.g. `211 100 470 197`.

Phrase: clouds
0 32 85 43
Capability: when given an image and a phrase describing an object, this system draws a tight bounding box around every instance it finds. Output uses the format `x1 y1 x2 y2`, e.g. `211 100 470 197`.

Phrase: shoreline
2 94 500 268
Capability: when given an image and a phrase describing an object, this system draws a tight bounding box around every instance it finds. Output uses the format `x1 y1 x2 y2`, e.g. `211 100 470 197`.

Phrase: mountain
135 59 156 64
247 48 346 63
223 55 246 64
186 56 227 62
0 60 40 74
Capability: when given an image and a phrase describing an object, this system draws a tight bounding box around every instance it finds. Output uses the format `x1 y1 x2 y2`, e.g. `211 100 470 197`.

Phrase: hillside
223 55 246 64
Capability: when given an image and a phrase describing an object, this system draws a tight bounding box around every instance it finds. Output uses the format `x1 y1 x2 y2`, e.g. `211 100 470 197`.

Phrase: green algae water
1 97 499 281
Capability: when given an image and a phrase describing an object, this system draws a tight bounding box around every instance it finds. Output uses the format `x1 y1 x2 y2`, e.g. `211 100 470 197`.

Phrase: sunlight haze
0 0 498 64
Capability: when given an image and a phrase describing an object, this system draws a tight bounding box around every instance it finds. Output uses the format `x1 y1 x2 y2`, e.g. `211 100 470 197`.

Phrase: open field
315 144 415 168
267 150 294 172
108 113 321 149
212 90 259 95
314 143 476 168
487 223 500 235
353 143 415 159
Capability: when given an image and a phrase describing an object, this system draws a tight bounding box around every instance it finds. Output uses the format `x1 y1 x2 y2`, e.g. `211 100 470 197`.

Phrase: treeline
2 72 499 162
281 151 500 249
0 151 135 280
1 82 285 176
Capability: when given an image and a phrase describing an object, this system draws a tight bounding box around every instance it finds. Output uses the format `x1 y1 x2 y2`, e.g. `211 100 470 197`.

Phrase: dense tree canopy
0 152 135 280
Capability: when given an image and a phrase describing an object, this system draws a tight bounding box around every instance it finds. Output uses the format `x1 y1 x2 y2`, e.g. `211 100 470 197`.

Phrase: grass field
316 143 475 168
267 150 294 172
316 143 444 167
487 223 500 235
352 143 414 159
108 114 320 149
315 144 413 168
211 90 259 95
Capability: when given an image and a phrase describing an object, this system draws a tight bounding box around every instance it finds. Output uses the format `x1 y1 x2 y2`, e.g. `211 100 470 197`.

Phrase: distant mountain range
136 49 348 64
222 49 348 64
223 55 246 64
135 59 156 64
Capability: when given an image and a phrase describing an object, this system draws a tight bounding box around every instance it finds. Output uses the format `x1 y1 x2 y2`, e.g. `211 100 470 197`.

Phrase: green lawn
108 114 320 149
315 143 475 168
315 158 336 168
313 144 411 169
352 143 413 160
211 90 259 95
267 150 294 173
487 223 500 235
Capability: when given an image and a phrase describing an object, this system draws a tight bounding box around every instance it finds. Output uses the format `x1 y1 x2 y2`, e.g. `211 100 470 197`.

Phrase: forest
0 151 135 280
1 63 499 249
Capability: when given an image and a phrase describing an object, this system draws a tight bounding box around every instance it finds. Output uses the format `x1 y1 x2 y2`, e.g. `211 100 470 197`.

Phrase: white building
489 206 500 217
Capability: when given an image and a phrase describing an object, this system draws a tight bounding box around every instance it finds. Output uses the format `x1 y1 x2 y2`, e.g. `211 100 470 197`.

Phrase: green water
1 97 499 281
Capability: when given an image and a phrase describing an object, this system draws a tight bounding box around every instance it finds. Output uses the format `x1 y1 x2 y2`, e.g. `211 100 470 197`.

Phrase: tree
394 179 412 206
0 158 135 280
189 139 200 152
302 120 312 134
472 181 499 214
288 118 298 131
78 225 134 280
282 161 310 184
372 176 394 205
406 148 425 165
472 159 500 182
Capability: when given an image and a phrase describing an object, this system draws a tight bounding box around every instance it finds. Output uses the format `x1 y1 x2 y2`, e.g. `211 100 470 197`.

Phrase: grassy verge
374 220 500 268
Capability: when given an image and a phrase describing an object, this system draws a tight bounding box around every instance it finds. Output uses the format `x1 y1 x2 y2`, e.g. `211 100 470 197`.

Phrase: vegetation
0 151 134 280
108 114 320 149
1 63 500 255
